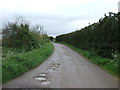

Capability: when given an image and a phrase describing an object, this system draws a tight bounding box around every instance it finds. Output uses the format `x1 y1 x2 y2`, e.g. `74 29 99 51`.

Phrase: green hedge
56 12 119 59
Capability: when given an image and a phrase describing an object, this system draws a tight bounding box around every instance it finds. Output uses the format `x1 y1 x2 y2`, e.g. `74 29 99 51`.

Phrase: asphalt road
3 43 118 88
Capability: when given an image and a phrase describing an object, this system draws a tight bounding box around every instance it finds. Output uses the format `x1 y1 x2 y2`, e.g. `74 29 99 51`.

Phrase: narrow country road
3 43 118 88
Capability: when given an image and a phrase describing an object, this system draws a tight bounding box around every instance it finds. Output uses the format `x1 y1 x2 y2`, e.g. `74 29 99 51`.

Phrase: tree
2 16 40 51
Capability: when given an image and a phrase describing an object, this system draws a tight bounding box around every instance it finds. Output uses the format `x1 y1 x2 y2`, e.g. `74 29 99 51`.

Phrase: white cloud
0 0 119 36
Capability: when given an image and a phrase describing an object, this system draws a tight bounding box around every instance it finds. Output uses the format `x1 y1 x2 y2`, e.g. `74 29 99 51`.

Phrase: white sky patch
0 0 119 37
119 1 120 12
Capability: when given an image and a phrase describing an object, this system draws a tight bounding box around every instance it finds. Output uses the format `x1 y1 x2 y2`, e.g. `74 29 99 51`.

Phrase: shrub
2 16 50 52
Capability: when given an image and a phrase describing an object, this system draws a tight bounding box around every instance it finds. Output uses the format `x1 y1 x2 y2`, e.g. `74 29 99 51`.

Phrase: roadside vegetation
2 43 53 83
59 42 119 77
56 12 120 77
2 16 54 83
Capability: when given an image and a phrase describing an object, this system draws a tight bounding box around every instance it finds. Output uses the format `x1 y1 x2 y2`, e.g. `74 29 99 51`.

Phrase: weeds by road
59 42 119 77
2 43 54 83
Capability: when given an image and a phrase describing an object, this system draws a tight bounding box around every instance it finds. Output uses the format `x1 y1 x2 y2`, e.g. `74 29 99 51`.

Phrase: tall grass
2 43 54 83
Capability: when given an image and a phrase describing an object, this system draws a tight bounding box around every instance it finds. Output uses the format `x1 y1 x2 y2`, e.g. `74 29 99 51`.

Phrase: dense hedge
56 12 120 59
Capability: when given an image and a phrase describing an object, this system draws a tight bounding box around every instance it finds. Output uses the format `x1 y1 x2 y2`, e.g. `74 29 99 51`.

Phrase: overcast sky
0 0 119 37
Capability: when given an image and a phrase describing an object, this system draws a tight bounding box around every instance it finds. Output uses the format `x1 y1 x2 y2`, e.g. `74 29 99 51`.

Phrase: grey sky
0 0 118 37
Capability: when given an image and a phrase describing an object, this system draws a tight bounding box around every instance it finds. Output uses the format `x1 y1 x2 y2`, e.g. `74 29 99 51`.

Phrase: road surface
3 43 118 88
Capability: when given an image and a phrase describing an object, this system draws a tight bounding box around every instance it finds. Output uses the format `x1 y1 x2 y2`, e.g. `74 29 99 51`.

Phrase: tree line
2 16 50 52
56 12 120 59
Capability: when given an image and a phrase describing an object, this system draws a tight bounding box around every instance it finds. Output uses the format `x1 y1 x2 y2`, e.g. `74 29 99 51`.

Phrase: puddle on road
34 73 47 81
39 73 47 77
47 68 55 72
47 62 60 72
41 80 51 85
35 77 47 81
34 73 51 86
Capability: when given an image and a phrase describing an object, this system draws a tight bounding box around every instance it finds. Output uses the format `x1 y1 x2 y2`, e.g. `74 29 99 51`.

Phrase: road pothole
41 80 51 85
34 73 47 82
34 73 51 86
39 73 47 77
47 62 60 72
35 77 47 81
47 67 55 72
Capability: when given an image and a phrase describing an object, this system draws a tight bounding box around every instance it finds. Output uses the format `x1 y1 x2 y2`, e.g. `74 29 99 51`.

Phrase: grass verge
58 42 119 77
2 42 54 83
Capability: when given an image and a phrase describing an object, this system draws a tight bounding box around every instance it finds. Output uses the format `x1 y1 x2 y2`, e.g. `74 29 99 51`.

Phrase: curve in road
3 43 118 88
